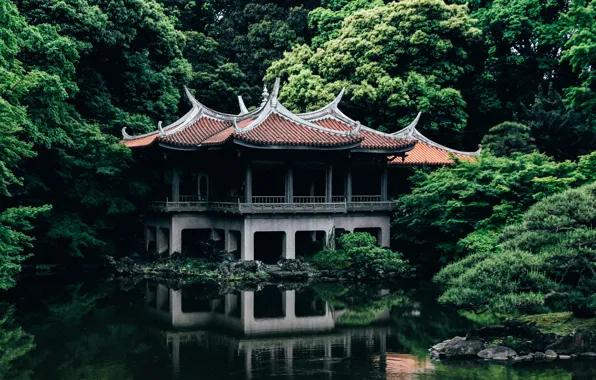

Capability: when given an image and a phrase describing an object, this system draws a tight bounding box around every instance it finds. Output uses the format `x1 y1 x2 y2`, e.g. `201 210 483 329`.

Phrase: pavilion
122 79 479 262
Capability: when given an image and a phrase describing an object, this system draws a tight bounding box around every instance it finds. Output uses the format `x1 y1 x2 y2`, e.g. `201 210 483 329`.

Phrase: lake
1 275 595 379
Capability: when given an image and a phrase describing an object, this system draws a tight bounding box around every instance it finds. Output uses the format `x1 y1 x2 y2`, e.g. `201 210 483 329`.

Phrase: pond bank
430 314 596 362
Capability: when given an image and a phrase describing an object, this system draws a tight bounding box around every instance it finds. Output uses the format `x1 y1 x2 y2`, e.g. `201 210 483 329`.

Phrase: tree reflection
0 303 35 380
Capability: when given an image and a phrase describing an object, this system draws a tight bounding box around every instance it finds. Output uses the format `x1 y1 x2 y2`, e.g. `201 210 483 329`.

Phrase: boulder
580 352 596 358
533 352 547 361
544 349 558 360
430 337 485 359
217 259 267 277
477 345 517 361
277 257 315 272
559 355 571 360
545 331 596 354
513 353 534 362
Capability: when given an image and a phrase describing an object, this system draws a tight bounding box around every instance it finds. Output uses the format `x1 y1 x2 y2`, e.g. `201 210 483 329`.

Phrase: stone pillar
226 230 239 253
156 227 169 254
285 166 293 203
344 166 352 202
169 218 182 255
245 163 252 204
283 230 295 260
283 290 295 318
380 164 388 201
171 169 180 202
325 163 333 203
380 217 390 248
146 225 156 251
241 221 254 260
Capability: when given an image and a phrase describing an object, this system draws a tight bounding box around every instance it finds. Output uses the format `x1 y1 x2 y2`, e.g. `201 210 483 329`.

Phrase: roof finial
238 96 249 114
158 121 165 135
260 84 269 107
184 86 201 108
122 127 131 140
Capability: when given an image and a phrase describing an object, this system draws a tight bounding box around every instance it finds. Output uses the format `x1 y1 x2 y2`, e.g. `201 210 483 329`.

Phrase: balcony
148 195 397 214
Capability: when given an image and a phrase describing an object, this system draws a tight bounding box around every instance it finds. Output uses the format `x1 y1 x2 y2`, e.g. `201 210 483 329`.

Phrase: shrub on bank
310 232 413 278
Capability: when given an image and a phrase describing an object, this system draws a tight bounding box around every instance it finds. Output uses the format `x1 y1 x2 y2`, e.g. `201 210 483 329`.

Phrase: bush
436 182 596 316
310 232 413 278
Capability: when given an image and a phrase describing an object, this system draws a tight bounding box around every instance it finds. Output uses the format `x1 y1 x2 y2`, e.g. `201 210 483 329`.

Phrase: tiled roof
234 113 362 148
123 133 158 148
158 117 232 147
310 117 414 150
389 140 475 166
121 79 478 161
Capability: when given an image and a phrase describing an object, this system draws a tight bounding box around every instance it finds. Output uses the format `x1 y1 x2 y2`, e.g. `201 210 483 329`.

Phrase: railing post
325 163 333 203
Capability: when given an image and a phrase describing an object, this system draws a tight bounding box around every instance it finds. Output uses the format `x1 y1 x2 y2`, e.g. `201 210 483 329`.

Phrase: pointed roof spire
238 96 249 115
260 84 270 107
271 78 281 109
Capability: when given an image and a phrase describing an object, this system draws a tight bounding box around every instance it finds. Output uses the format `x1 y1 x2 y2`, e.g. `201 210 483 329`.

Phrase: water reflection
2 278 596 379
145 283 422 378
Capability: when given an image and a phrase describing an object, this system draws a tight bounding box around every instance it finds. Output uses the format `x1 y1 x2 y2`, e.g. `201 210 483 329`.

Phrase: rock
217 259 266 277
276 257 315 272
477 345 518 360
545 331 595 354
580 352 596 358
533 352 547 361
544 349 558 360
430 337 485 359
559 355 571 360
513 353 534 362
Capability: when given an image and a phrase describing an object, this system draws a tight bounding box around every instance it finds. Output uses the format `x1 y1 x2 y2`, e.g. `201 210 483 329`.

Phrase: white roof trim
238 96 249 114
392 112 480 156
297 87 345 119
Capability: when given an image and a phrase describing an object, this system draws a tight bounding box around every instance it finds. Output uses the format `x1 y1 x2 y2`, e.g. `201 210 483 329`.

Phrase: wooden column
380 164 388 201
171 169 180 202
245 163 252 204
344 166 352 203
325 163 333 203
285 166 293 203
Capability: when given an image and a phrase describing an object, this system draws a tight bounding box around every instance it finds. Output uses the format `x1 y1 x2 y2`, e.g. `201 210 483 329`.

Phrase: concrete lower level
144 212 391 261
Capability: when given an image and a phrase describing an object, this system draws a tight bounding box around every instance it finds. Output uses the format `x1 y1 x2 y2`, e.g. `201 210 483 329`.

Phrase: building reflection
144 282 432 379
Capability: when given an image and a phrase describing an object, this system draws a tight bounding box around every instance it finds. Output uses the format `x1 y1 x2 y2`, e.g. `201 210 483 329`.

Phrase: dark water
1 276 595 379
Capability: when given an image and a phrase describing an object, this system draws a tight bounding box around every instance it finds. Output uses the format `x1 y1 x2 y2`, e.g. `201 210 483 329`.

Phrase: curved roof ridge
234 79 358 137
162 104 204 136
122 106 197 140
238 95 249 114
413 129 482 156
297 88 345 119
184 86 262 121
391 112 480 155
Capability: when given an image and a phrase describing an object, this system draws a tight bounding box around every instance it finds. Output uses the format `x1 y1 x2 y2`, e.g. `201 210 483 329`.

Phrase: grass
517 312 596 335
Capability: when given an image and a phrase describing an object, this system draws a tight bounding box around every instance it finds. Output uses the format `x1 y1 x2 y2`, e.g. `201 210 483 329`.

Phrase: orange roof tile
390 140 475 166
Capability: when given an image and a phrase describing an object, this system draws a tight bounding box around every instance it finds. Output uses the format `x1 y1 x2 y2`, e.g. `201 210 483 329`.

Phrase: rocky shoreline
431 319 596 362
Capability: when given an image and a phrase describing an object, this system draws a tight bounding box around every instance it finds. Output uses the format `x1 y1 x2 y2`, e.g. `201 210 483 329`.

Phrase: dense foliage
392 152 588 266
2 0 596 291
310 232 412 278
436 182 596 317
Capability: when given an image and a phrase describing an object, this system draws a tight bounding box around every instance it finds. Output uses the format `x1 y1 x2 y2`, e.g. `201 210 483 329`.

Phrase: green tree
522 87 595 160
393 152 578 266
267 0 480 134
481 122 536 157
436 180 596 316
0 0 51 288
562 0 596 134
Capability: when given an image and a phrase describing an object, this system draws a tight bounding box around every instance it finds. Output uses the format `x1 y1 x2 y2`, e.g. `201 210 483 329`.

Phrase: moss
517 312 596 335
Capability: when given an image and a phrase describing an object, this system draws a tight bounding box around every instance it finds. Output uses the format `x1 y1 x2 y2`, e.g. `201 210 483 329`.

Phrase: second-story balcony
148 195 397 214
